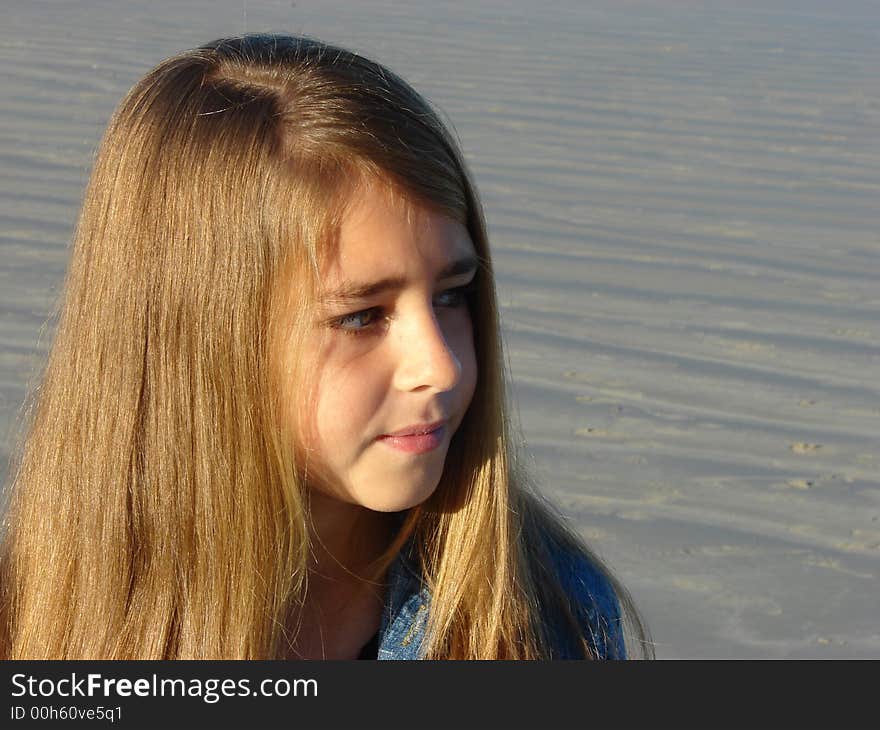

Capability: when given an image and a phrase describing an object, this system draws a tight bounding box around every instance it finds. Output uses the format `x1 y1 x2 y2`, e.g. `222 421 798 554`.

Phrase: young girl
0 34 650 660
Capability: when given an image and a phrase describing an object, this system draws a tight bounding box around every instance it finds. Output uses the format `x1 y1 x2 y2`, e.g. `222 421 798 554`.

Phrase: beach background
1 0 877 658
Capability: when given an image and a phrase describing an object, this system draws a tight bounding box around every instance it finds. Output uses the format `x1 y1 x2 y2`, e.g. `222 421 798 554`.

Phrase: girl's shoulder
378 518 627 659
538 529 627 660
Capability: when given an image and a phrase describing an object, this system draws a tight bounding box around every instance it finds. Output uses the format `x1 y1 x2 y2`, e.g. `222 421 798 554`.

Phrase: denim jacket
376 537 626 660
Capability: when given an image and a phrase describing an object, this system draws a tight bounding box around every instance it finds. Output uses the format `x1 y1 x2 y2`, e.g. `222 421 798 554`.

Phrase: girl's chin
307 482 439 514
354 478 441 513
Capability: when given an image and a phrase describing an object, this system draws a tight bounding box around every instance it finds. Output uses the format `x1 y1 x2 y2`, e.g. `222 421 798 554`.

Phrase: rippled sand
2 0 878 657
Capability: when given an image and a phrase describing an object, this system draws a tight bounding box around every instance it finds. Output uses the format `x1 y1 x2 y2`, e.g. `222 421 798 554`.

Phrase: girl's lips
382 419 446 437
377 425 445 454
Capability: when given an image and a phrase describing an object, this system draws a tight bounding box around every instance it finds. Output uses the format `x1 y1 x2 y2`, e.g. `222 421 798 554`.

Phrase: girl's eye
329 282 476 338
331 308 383 336
434 281 475 309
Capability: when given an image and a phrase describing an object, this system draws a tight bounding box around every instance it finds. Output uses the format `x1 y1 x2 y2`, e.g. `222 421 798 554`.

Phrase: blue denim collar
375 534 626 660
377 538 430 660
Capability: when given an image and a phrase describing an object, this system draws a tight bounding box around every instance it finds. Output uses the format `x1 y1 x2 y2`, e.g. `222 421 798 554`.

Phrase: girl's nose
392 307 462 393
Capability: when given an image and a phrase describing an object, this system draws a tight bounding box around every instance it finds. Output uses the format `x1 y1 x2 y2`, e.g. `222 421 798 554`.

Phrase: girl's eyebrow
321 254 479 304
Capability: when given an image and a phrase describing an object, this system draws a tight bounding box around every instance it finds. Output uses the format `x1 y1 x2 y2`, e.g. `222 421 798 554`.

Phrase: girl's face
288 182 478 513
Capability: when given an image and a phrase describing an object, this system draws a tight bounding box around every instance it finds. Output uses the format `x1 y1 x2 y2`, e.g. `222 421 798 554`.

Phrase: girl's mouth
377 425 445 454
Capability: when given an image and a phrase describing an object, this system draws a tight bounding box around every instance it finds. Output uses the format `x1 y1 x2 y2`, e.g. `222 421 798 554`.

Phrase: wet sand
2 0 878 657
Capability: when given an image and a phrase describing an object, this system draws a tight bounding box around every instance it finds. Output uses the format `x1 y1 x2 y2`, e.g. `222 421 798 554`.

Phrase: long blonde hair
0 35 651 659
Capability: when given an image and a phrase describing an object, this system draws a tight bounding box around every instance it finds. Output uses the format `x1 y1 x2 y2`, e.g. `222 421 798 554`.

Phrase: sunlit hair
0 34 651 659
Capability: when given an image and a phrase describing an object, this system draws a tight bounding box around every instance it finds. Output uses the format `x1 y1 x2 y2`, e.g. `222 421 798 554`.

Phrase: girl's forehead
319 181 474 282
313 195 476 308
340 176 431 231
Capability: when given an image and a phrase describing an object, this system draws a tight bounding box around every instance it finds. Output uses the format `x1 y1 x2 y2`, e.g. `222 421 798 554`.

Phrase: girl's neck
307 490 396 582
287 491 396 659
